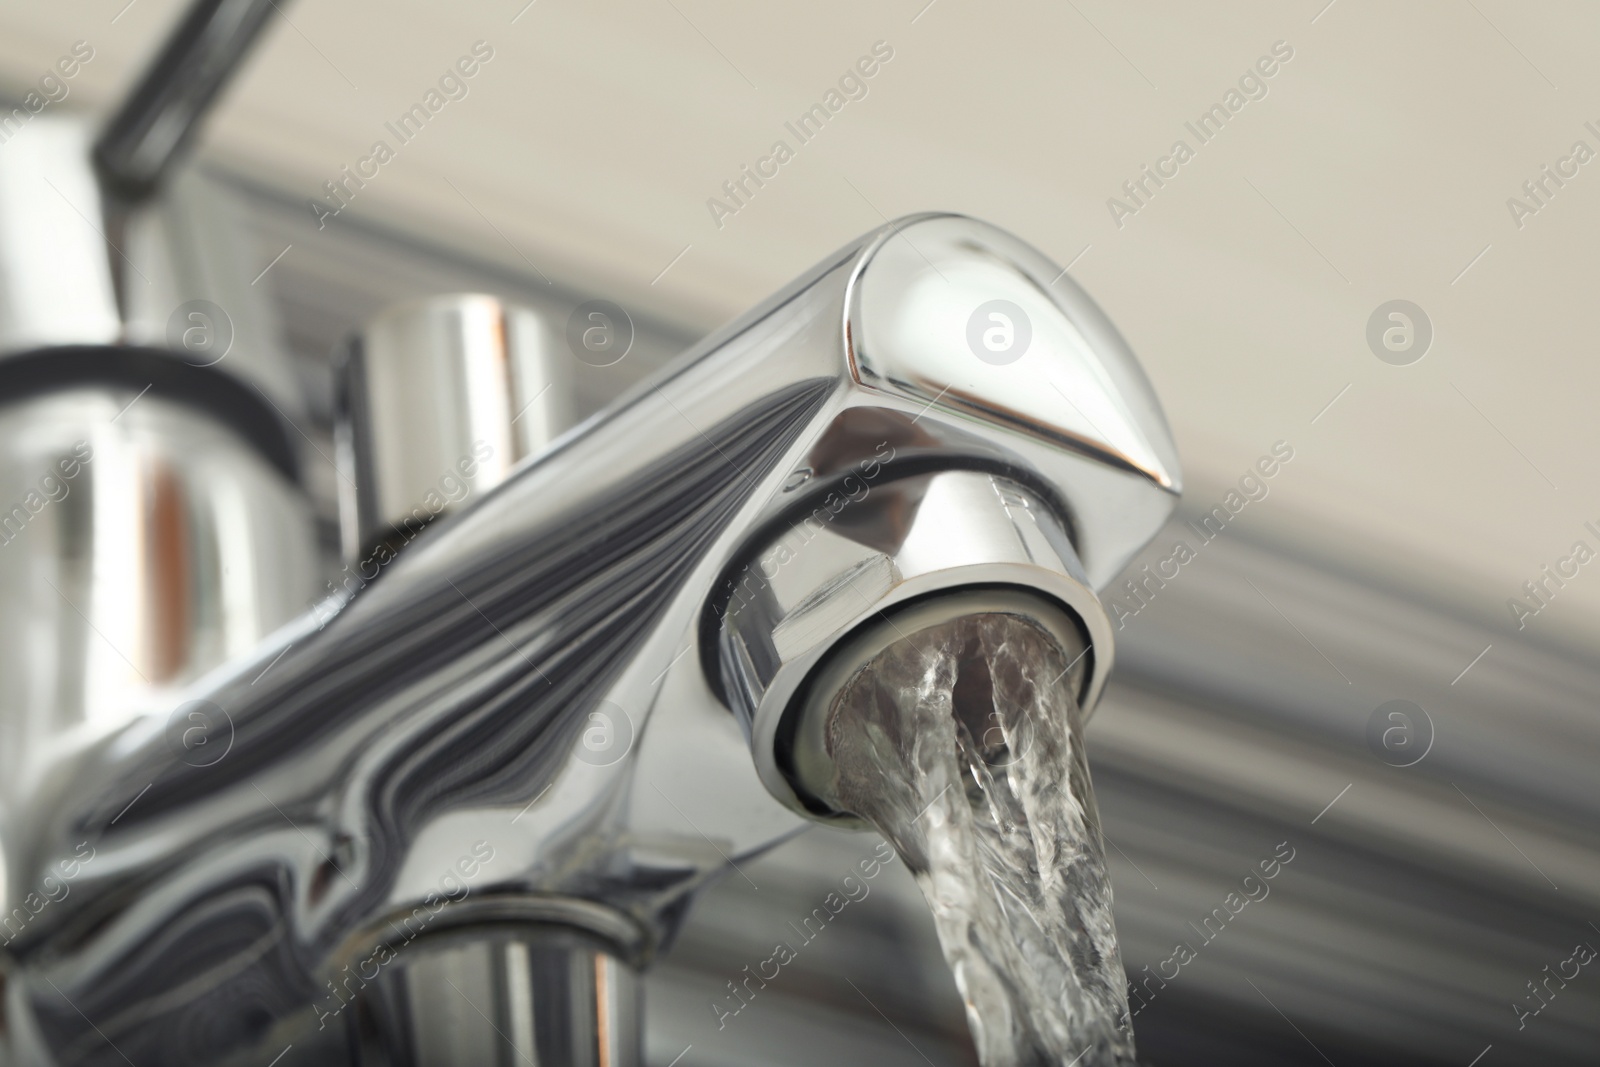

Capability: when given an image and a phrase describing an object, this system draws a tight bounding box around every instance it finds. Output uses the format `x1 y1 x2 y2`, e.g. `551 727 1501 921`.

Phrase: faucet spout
2 214 1178 1065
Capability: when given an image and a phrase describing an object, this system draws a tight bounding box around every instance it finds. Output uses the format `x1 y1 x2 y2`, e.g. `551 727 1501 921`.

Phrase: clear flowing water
818 612 1136 1066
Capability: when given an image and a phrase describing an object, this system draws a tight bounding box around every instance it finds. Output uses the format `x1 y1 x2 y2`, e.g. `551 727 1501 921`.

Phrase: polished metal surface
0 384 316 779
0 367 320 1064
847 215 1179 591
336 294 574 558
0 213 1177 1065
351 926 640 1067
0 118 121 354
93 0 284 198
717 470 1110 819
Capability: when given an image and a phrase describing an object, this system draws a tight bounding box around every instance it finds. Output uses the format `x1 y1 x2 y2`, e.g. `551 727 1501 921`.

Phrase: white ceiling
2 0 1598 654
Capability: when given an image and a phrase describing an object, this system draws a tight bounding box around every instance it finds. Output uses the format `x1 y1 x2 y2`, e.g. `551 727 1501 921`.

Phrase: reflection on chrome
0 208 1178 1065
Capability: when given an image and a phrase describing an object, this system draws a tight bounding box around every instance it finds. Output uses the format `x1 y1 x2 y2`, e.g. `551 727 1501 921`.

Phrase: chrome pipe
349 926 640 1067
336 294 576 561
94 0 285 199
1 214 1179 1065
0 368 314 761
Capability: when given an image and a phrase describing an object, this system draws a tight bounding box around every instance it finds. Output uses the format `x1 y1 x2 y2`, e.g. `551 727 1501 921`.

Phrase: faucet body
1 215 1178 1065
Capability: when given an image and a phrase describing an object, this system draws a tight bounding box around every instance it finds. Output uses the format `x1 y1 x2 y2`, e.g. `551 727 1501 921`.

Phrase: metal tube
94 0 284 199
350 927 641 1067
336 295 576 563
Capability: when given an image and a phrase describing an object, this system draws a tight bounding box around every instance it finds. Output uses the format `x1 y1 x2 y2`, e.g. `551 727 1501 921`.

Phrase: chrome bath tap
0 10 1178 1062
1 208 1178 1065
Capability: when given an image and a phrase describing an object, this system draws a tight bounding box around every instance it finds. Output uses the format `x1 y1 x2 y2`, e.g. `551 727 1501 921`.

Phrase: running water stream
816 611 1136 1066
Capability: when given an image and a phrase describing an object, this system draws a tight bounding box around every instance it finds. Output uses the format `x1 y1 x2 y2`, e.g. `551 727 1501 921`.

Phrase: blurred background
1 0 1597 1063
